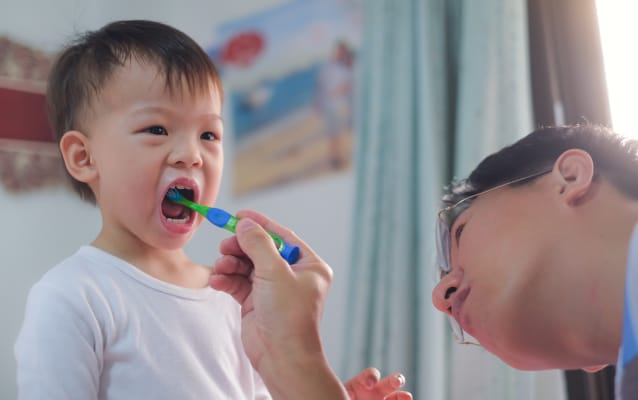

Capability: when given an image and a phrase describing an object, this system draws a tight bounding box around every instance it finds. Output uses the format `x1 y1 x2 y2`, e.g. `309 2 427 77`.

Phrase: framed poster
209 0 361 196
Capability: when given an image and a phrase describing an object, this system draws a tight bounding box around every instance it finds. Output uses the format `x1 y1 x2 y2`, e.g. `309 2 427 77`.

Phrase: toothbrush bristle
166 188 183 201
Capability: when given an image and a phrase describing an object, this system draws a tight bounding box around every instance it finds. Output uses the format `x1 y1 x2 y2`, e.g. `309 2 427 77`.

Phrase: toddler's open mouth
162 186 194 223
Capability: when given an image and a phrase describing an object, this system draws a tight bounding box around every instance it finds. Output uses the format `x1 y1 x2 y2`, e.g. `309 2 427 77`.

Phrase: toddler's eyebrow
132 105 223 121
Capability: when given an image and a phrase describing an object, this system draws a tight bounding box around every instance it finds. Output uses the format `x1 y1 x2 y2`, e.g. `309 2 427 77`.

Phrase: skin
60 59 224 289
432 149 638 371
212 212 411 399
59 58 409 399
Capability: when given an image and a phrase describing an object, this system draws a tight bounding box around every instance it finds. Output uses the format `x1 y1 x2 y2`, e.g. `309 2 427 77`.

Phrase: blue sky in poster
207 0 360 141
227 65 319 140
210 0 357 68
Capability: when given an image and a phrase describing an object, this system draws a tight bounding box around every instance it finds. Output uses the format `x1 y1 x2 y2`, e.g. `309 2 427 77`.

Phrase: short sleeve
15 281 102 400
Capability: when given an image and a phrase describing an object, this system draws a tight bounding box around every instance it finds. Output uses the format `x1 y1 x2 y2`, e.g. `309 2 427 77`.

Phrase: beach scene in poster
209 0 361 196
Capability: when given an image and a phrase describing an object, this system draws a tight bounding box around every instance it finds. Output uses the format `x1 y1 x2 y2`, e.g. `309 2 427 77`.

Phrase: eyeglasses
435 169 552 345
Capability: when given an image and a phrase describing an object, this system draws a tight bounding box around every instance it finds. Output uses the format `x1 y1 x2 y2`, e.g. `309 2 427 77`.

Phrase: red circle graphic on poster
221 31 265 67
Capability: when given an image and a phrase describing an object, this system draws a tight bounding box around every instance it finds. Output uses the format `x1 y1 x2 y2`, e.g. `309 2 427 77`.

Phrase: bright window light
596 1 638 138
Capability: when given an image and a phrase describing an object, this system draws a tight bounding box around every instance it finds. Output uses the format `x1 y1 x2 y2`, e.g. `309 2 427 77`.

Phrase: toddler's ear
59 130 97 183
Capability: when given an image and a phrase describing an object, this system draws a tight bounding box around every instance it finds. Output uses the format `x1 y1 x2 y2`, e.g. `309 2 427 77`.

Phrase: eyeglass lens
436 215 479 346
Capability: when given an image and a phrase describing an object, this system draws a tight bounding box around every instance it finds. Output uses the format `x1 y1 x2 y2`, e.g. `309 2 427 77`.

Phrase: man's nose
431 270 462 315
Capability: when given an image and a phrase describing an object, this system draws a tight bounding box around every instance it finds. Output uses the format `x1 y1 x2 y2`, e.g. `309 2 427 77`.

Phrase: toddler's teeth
166 217 188 224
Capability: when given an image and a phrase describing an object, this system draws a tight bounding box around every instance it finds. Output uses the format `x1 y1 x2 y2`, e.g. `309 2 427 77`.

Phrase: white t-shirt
15 246 271 400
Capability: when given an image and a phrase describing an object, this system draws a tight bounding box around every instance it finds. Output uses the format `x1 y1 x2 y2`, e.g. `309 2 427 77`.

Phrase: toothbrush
166 188 300 264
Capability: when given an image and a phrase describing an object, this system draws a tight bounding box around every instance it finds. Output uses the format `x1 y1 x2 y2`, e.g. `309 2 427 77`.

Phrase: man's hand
344 367 413 400
210 210 347 399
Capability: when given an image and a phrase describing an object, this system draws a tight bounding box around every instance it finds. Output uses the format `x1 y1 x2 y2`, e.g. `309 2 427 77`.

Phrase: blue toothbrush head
165 188 209 216
166 188 182 202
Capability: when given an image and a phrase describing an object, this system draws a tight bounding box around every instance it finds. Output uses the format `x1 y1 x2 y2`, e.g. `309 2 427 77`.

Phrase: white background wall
0 1 356 398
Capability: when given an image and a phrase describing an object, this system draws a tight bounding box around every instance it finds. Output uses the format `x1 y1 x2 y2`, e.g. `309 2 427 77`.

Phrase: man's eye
200 131 218 141
145 126 167 135
454 223 466 244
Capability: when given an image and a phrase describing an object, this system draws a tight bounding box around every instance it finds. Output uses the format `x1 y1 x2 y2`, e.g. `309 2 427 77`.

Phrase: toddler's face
84 59 224 253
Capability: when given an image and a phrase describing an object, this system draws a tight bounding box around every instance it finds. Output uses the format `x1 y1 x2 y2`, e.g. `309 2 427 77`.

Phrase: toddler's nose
169 139 203 168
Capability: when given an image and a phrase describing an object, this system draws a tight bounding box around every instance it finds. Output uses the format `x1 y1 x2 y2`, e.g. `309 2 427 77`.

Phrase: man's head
444 124 638 206
432 124 638 370
47 19 223 203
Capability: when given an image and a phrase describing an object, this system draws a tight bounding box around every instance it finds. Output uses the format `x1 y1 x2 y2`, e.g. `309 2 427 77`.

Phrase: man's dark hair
47 19 223 203
444 124 638 206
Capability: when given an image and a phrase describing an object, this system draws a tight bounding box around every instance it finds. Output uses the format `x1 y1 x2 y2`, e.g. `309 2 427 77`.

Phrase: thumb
235 218 286 278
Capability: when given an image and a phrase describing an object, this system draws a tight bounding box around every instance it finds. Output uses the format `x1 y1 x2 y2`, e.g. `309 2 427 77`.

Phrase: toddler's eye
145 126 168 136
201 131 218 141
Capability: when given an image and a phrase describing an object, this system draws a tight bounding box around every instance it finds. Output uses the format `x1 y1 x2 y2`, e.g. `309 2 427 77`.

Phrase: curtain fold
342 0 567 399
341 2 448 399
452 0 533 175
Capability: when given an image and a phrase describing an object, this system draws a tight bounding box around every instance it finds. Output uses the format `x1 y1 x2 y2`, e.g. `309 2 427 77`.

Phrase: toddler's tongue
162 197 185 219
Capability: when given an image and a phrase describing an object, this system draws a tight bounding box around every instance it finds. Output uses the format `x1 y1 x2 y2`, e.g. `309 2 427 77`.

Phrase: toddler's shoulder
36 246 108 290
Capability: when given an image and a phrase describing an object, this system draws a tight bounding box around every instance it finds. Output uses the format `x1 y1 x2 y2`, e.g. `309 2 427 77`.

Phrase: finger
384 391 412 400
209 272 252 305
234 217 289 280
344 367 381 395
210 255 254 303
376 373 406 394
219 235 245 257
213 254 253 277
361 367 381 388
235 210 316 258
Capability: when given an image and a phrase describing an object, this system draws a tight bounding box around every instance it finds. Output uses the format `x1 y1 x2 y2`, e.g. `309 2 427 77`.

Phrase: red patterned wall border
0 139 67 193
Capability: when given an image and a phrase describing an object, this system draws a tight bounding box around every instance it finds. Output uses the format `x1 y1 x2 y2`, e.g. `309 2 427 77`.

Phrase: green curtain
341 1 566 399
341 1 449 398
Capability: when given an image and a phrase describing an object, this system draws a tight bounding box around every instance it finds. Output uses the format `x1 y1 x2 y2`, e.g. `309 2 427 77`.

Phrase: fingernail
237 218 257 233
366 374 377 388
395 374 405 387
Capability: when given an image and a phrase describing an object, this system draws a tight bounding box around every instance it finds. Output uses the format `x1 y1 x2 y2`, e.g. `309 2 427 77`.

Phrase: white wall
0 1 355 398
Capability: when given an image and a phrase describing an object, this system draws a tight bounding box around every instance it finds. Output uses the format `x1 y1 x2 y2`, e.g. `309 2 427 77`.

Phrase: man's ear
59 130 97 183
553 149 595 206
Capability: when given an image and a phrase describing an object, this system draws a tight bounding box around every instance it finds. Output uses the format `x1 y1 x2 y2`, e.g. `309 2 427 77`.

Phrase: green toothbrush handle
206 210 299 264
